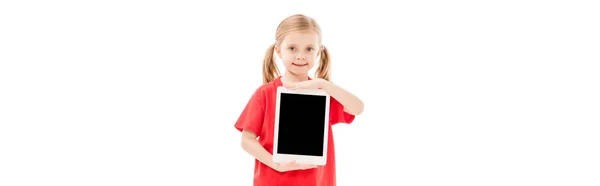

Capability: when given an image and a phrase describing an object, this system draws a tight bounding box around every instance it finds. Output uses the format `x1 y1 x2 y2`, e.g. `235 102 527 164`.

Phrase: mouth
292 63 308 67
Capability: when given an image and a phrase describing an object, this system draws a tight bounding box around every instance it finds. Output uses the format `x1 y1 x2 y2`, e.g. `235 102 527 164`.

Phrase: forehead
281 30 320 45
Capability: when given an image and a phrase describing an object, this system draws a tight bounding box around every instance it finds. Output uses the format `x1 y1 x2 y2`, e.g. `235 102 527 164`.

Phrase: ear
316 45 325 58
275 45 282 59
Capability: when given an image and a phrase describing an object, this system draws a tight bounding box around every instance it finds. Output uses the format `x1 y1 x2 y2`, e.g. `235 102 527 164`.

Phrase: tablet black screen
277 93 326 157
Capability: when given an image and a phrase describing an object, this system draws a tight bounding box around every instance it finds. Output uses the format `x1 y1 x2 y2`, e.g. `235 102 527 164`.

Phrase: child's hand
283 79 326 90
273 160 318 172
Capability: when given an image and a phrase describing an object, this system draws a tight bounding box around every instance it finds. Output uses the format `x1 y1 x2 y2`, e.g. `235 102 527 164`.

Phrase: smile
292 63 308 67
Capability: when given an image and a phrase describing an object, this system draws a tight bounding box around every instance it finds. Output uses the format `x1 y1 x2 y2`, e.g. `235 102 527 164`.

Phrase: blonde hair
262 14 331 84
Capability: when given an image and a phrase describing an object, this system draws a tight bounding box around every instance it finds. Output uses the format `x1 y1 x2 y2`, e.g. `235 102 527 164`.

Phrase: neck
282 71 309 83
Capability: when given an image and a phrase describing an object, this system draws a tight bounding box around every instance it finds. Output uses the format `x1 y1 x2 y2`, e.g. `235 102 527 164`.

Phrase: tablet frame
272 86 330 165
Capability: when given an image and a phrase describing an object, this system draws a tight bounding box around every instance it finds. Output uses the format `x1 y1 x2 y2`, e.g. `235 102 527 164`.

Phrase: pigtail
315 46 331 81
262 43 279 84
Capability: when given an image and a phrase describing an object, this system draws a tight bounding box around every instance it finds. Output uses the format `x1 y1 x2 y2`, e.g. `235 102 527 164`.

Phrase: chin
290 70 309 75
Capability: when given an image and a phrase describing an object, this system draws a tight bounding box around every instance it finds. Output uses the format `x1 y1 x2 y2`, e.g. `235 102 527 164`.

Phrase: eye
307 47 314 52
288 47 295 51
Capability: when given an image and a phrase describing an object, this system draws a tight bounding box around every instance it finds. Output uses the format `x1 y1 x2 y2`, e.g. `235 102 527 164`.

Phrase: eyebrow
286 44 316 47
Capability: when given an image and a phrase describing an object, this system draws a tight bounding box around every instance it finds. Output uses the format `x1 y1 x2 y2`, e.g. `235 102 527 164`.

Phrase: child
234 14 364 186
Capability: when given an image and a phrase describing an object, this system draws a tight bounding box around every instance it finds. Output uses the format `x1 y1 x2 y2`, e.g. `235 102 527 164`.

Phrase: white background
1 0 599 185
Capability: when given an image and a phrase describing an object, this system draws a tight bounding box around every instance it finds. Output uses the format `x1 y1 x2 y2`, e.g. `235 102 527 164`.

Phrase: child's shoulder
249 78 282 99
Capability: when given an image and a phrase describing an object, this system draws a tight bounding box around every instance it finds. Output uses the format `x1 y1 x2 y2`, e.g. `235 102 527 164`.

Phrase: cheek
282 54 299 64
282 55 295 65
308 55 319 64
280 52 291 60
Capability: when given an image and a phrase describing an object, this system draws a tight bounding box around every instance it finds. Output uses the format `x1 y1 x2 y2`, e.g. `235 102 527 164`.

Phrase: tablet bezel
273 86 330 166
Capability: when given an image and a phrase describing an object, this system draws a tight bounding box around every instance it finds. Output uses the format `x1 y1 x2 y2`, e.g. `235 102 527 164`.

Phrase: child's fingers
297 164 317 170
281 161 318 170
283 83 295 88
287 160 297 166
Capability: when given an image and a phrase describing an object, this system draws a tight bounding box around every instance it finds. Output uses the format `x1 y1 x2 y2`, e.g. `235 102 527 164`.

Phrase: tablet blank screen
277 93 326 157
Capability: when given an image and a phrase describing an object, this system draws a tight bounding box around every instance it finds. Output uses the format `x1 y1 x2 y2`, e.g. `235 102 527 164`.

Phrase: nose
296 55 306 60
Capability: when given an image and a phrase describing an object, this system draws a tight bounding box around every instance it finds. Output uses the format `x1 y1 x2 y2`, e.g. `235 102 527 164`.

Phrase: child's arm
241 130 278 169
241 130 317 172
320 80 364 115
283 79 364 115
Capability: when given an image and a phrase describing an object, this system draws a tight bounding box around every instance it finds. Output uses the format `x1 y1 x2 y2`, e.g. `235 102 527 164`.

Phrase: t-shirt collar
275 76 312 86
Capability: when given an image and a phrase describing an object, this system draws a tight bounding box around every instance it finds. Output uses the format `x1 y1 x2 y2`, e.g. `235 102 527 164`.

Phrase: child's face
276 30 321 76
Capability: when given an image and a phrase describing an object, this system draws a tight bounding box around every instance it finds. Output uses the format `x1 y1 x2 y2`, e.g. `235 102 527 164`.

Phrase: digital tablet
273 86 330 165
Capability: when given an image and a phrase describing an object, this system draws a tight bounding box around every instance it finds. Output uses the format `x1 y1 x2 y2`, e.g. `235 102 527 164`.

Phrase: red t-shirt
235 76 355 186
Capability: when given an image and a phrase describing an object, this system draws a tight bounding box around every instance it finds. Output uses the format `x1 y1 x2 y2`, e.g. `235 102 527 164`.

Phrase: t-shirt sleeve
329 97 355 125
234 88 265 136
